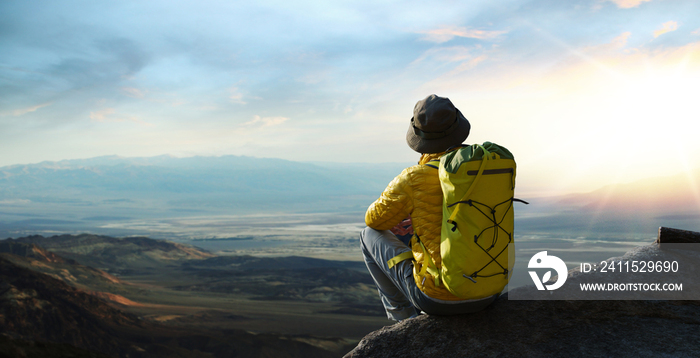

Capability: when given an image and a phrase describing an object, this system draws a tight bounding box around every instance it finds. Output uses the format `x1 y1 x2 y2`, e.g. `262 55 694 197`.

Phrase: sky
1 0 699 197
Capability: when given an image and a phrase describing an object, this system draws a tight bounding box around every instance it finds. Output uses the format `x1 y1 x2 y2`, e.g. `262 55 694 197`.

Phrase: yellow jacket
365 152 463 301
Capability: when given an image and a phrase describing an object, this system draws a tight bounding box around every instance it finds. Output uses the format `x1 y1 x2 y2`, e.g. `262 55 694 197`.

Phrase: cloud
654 21 679 38
0 199 31 205
582 32 632 55
89 108 151 126
412 46 475 65
48 37 149 89
122 87 146 98
693 28 700 36
89 108 117 121
607 0 653 9
610 32 632 48
229 87 246 104
243 115 289 127
2 102 52 117
446 55 488 77
97 38 149 77
419 26 507 43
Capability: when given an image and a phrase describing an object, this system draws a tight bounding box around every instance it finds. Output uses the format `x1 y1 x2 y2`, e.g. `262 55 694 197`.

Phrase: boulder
345 242 700 358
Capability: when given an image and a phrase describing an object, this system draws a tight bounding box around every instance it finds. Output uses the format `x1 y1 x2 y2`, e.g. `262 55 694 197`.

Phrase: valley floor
116 273 389 340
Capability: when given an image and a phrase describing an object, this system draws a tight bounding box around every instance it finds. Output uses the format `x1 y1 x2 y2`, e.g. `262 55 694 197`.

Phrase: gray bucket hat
406 94 471 153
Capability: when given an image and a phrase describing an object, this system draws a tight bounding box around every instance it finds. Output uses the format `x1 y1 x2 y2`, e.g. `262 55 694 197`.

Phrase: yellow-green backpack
435 142 524 299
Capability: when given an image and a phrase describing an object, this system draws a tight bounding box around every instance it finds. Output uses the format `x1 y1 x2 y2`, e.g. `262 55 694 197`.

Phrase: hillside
9 234 214 274
0 255 151 357
5 234 382 316
0 240 124 294
4 234 379 306
1 234 388 346
0 252 344 357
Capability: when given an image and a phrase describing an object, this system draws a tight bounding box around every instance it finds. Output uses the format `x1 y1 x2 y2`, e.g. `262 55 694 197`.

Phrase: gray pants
360 227 498 321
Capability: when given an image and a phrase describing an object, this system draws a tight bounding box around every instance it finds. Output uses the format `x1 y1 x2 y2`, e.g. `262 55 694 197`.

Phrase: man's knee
360 226 372 254
360 226 386 248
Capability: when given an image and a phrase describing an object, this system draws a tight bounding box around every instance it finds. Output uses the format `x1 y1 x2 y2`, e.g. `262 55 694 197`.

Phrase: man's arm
365 169 414 231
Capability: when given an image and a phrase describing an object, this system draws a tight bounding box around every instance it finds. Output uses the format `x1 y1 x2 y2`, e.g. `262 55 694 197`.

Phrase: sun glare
508 45 700 197
588 68 700 187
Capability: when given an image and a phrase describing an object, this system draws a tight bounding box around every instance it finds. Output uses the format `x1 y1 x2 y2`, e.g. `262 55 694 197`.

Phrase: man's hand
390 217 414 236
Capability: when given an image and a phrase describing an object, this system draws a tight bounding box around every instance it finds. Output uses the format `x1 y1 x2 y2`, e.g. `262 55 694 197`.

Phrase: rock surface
345 243 700 358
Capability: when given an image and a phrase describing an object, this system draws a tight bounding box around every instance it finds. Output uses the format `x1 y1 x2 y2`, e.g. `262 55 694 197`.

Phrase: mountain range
0 155 413 239
0 154 410 212
1 154 699 238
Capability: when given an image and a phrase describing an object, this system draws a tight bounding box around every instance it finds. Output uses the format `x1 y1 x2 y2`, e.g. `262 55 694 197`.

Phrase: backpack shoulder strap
424 159 440 170
445 144 490 232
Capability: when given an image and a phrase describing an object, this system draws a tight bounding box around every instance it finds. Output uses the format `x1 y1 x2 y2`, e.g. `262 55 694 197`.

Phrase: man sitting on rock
360 94 498 321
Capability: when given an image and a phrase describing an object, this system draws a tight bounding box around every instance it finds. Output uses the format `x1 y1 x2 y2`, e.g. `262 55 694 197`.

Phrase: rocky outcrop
345 242 700 358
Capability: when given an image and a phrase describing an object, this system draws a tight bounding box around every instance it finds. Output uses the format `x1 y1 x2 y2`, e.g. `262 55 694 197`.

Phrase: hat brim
406 109 471 154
